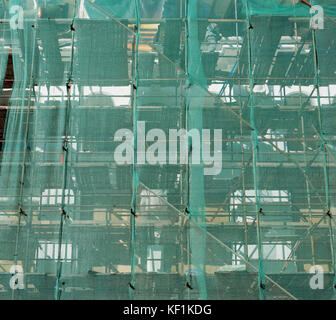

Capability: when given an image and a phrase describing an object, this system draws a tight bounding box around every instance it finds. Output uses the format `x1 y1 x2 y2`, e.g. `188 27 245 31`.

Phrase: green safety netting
0 0 336 300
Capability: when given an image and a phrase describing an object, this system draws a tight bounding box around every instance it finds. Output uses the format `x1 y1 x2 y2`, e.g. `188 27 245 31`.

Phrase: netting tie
259 208 264 215
128 282 135 290
62 145 68 152
260 282 266 290
66 80 71 93
326 210 332 219
70 23 75 32
184 208 190 215
19 181 24 185
134 25 138 33
61 210 70 220
19 208 27 217
249 24 253 30
132 84 137 90
186 282 193 290
131 208 137 217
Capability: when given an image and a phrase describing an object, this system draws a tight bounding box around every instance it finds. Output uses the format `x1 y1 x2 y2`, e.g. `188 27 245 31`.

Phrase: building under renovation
0 0 336 300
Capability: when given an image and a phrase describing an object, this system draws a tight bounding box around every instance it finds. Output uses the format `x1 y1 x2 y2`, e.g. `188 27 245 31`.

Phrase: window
37 241 73 262
264 129 288 152
41 188 75 205
140 189 167 212
35 241 78 273
230 189 290 222
232 242 292 265
147 245 163 272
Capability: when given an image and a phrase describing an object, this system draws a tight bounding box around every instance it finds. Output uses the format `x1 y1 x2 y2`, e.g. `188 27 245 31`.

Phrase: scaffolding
0 0 336 300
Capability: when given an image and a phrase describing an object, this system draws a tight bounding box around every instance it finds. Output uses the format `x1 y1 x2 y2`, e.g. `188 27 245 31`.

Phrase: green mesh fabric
0 0 336 300
247 0 336 16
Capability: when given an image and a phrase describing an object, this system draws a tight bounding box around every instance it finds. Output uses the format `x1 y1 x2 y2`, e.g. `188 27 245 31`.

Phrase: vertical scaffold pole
312 29 336 292
244 0 265 300
129 0 140 300
55 0 77 300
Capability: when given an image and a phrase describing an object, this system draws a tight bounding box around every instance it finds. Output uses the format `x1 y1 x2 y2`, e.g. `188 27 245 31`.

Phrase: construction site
0 0 336 300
